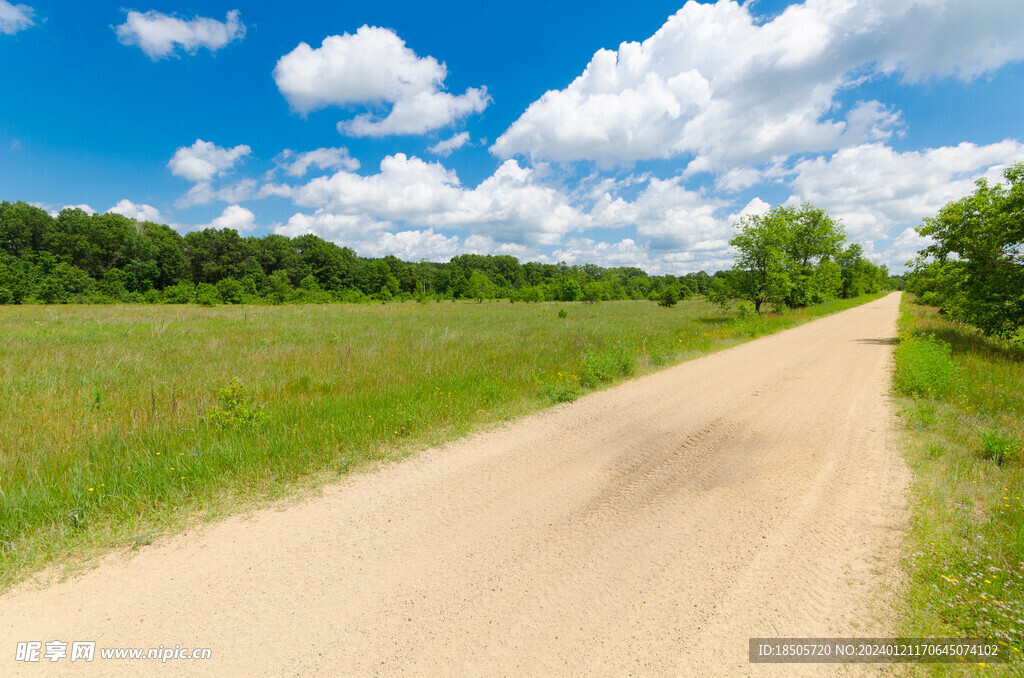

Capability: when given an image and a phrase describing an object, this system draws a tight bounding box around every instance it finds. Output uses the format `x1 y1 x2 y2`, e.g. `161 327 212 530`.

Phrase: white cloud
428 132 471 157
107 199 165 223
273 25 489 136
446 159 588 246
890 227 934 267
116 9 245 59
279 147 359 177
0 1 33 35
277 209 388 240
289 154 590 248
174 179 259 208
292 153 464 221
358 229 464 260
258 183 294 199
788 140 1024 245
592 175 732 255
552 238 655 270
492 0 1024 169
208 204 258 233
168 139 251 183
278 151 753 269
59 204 96 215
276 210 462 260
736 197 771 220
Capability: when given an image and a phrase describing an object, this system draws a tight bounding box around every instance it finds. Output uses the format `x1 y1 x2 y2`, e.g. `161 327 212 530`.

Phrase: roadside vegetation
897 161 1023 674
0 293 882 589
895 299 1023 674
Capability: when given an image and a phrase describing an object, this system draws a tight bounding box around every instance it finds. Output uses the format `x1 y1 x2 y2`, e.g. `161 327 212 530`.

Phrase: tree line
0 201 721 305
0 199 898 308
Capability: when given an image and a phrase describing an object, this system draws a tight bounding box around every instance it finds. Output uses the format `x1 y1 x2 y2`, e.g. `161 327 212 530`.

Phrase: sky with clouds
1 0 1022 273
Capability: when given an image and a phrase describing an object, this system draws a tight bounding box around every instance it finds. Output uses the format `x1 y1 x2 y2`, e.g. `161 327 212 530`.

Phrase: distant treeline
0 201 903 306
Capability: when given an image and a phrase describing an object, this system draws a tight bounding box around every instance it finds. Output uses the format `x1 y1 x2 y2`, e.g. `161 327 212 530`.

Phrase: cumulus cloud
788 140 1024 245
175 178 259 208
428 132 471 157
208 204 258 233
552 237 656 270
890 227 934 267
108 199 165 223
0 0 33 35
56 204 96 216
116 9 245 59
273 25 489 136
168 139 251 183
288 154 590 247
278 147 359 177
276 210 463 260
276 151 754 268
493 0 1024 170
292 153 464 221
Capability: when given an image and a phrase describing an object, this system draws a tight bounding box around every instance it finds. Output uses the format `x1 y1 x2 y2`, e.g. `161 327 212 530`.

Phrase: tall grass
0 293 883 588
895 298 1024 674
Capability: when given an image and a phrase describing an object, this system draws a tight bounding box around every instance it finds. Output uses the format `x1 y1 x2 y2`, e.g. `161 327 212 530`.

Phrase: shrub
195 283 222 307
162 282 195 304
558 307 568 319
216 278 245 304
894 334 957 398
203 378 267 429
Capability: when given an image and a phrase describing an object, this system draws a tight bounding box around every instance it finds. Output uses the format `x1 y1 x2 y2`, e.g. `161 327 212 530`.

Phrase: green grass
895 297 1024 674
0 293 883 589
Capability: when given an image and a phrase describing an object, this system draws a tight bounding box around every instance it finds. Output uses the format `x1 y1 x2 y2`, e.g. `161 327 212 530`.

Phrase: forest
0 199 897 308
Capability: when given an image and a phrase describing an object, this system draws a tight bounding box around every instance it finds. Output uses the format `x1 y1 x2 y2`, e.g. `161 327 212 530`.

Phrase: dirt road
1 292 908 676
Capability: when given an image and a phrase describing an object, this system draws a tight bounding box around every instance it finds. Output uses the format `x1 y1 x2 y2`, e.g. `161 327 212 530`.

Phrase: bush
216 278 245 304
162 282 195 304
195 283 222 307
203 378 267 429
894 334 957 398
658 287 679 307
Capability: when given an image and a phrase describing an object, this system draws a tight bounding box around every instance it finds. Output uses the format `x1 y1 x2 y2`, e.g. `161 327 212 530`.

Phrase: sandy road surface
1 293 908 676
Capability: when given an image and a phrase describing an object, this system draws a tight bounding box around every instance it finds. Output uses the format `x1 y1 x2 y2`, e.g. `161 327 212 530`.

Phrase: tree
784 203 845 306
657 286 680 307
266 269 293 304
0 201 52 257
912 162 1024 338
727 206 795 315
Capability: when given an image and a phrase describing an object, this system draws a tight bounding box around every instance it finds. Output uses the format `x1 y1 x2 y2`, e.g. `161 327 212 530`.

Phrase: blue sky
1 0 1022 273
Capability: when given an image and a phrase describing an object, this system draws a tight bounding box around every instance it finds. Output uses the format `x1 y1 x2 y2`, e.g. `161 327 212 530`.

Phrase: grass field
895 298 1024 674
0 294 883 588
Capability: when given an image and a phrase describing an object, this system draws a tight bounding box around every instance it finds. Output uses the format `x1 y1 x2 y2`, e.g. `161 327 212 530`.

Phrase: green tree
912 162 1024 338
267 269 293 304
727 207 795 315
784 203 845 306
216 277 245 304
195 282 222 306
0 201 52 257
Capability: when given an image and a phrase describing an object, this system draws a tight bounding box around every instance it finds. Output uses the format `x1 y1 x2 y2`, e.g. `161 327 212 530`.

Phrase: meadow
0 294 882 588
895 298 1024 674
